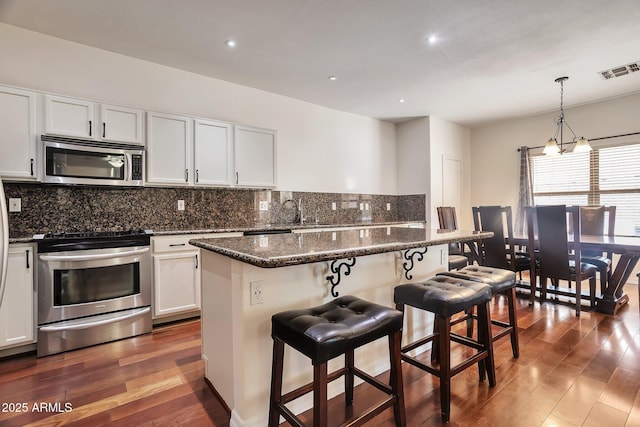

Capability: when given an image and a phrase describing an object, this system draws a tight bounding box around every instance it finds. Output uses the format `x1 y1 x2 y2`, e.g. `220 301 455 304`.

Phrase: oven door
38 246 151 325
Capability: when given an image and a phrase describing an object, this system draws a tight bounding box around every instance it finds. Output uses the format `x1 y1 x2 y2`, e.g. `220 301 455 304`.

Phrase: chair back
437 206 463 255
580 205 616 257
533 205 582 280
437 207 458 230
472 206 515 270
580 206 616 236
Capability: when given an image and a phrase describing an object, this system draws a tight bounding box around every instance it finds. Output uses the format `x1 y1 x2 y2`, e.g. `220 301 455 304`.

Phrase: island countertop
189 227 492 268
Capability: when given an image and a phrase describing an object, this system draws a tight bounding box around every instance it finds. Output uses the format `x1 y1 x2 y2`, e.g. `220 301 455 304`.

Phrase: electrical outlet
331 202 337 211
359 202 364 210
259 200 269 211
250 281 264 305
386 203 391 211
8 198 21 212
177 200 185 211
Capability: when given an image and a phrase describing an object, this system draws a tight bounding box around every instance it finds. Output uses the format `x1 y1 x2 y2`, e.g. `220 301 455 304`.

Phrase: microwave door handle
39 307 151 332
39 247 149 262
125 153 132 181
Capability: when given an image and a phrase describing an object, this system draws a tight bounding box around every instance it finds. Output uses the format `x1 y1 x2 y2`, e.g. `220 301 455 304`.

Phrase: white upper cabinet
194 119 233 186
146 111 193 186
234 125 276 188
99 104 144 144
0 86 38 180
45 95 143 144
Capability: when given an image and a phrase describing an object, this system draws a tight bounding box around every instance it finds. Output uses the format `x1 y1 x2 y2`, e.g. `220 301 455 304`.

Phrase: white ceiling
1 0 640 127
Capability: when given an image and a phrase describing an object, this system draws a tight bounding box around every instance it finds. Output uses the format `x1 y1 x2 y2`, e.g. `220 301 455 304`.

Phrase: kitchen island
190 227 491 427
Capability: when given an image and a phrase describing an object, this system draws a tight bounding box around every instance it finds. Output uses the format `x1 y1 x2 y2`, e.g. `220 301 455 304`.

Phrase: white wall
470 92 640 212
429 117 472 229
0 24 397 195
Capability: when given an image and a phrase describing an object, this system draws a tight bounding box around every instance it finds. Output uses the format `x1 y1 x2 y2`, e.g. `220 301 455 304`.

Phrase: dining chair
472 206 530 278
436 206 475 269
527 205 597 316
579 206 616 295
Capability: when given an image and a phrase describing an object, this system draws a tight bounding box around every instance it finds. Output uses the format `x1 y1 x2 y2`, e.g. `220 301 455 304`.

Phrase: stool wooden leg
313 362 328 427
437 315 451 423
506 287 520 358
268 338 285 427
345 350 355 405
477 301 496 387
431 316 440 364
389 330 407 427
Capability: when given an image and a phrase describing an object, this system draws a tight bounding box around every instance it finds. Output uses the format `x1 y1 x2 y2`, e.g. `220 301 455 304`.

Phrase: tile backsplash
3 183 426 237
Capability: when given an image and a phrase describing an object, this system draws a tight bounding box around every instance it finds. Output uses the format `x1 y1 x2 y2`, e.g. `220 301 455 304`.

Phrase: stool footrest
275 402 306 427
281 367 347 404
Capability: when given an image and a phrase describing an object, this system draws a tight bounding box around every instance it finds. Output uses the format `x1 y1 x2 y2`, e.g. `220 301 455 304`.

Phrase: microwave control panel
131 154 143 181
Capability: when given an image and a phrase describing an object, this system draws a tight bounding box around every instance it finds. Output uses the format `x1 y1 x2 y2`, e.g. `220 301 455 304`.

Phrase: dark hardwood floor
1 281 639 426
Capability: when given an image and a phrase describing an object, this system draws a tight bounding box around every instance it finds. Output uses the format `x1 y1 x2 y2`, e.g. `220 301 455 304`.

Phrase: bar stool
268 295 406 427
394 276 495 422
448 254 468 271
437 265 519 358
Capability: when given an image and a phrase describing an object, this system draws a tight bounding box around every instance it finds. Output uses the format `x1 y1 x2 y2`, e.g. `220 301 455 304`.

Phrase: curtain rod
516 131 640 152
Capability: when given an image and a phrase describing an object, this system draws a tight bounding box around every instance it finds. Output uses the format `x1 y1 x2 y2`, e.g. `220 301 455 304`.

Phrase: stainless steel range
36 230 152 357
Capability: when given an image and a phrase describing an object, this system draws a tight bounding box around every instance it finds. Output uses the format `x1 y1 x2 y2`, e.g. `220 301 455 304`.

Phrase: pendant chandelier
542 76 592 156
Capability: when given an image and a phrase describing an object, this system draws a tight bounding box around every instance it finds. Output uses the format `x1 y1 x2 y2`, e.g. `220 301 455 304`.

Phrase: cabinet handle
196 169 199 183
195 254 199 269
169 243 186 247
103 122 106 138
30 158 34 176
236 171 239 184
89 120 92 136
185 169 189 182
26 250 30 269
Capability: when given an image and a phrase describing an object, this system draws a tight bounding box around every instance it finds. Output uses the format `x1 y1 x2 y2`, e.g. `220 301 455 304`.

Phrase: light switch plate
259 200 269 211
177 200 185 211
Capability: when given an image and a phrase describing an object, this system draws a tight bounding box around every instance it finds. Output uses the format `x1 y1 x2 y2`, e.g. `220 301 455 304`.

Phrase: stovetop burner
37 229 152 253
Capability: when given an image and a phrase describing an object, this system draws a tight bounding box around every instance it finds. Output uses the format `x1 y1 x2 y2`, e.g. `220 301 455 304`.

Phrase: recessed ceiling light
328 75 337 81
225 39 237 48
426 35 437 44
399 99 406 103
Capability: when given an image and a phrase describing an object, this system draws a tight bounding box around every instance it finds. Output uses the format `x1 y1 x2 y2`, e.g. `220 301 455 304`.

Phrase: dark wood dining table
512 234 640 315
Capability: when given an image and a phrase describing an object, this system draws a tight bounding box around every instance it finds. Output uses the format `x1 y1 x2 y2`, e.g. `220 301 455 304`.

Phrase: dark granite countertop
150 221 423 236
8 221 425 244
190 228 492 268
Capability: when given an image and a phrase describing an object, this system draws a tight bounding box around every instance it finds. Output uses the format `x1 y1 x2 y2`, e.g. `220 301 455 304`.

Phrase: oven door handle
39 247 149 262
39 307 151 332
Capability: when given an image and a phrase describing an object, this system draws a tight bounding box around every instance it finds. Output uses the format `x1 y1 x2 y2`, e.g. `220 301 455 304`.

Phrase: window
531 143 640 235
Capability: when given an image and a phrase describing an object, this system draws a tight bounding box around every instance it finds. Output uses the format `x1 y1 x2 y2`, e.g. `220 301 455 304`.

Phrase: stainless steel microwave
42 135 144 186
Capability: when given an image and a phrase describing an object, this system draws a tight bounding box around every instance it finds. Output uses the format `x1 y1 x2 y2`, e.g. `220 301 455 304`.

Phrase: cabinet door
0 246 34 349
100 104 144 144
45 95 95 139
194 119 233 186
0 86 37 180
153 252 201 318
234 125 276 187
146 112 192 185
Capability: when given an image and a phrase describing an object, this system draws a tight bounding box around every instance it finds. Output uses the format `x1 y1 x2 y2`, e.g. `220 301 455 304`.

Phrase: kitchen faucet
297 199 306 225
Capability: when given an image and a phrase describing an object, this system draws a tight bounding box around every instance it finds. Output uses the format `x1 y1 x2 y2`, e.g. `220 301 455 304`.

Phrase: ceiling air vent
599 61 640 80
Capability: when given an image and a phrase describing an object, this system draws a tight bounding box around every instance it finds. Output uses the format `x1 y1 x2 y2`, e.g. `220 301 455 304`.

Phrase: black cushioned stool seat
438 265 520 358
394 276 496 422
448 254 469 271
269 295 406 427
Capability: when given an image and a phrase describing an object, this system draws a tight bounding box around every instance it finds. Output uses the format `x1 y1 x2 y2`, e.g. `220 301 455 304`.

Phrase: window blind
531 143 640 236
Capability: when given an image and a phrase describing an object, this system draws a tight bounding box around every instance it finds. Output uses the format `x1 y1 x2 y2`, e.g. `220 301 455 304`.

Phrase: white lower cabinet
0 244 35 350
151 233 241 321
153 250 201 318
